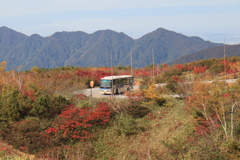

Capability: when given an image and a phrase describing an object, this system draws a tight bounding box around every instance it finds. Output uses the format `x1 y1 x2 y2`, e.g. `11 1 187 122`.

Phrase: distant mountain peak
153 27 178 34
0 26 28 37
0 26 11 30
0 26 16 33
140 27 180 40
30 34 43 38
155 27 169 31
92 29 122 35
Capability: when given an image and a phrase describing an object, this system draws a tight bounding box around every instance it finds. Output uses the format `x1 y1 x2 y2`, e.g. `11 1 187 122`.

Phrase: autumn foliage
46 102 111 141
0 57 240 159
76 68 111 84
193 66 207 74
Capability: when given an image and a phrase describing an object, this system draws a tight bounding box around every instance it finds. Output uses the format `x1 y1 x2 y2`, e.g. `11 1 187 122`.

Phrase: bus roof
100 75 133 80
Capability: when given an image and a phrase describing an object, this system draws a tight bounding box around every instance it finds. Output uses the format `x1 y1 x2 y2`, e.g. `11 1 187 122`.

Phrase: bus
99 75 134 95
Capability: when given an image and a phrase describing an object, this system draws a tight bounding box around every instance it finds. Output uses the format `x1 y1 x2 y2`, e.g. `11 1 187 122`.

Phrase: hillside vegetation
0 57 240 159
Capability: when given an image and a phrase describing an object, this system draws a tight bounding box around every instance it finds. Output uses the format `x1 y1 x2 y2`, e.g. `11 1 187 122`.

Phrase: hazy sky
1 0 240 42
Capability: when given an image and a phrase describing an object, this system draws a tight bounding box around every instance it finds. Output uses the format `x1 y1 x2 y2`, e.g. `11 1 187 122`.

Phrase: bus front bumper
99 89 112 95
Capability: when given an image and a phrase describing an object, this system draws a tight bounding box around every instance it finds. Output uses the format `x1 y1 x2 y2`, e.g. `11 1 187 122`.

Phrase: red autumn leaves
46 102 111 140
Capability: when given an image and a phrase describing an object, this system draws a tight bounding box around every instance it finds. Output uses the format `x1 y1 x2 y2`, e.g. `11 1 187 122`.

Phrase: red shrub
21 87 36 102
172 76 179 82
58 74 67 79
187 65 194 71
92 69 111 81
193 66 207 74
134 69 150 78
220 60 229 65
46 103 111 141
223 92 231 98
76 69 91 77
194 124 211 136
163 64 169 68
76 69 111 82
194 119 220 136
174 64 184 70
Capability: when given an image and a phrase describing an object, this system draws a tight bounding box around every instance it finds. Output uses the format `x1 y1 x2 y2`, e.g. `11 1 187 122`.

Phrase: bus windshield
100 80 112 88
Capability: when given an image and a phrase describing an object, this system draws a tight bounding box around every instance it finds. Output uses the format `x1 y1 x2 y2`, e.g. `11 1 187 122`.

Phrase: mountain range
169 44 240 65
0 26 225 70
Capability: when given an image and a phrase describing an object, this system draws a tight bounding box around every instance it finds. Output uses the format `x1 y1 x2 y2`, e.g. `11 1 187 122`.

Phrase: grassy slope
1 96 239 159
92 99 196 160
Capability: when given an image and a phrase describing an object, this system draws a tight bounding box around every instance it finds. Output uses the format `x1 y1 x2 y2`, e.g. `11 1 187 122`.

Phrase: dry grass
0 141 35 159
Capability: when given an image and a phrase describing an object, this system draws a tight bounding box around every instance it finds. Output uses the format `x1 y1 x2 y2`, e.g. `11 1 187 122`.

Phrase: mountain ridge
0 26 223 70
168 44 240 65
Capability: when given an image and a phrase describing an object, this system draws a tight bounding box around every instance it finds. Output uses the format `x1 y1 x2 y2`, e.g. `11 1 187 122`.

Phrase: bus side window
123 78 127 84
114 79 119 85
119 79 122 84
129 77 133 83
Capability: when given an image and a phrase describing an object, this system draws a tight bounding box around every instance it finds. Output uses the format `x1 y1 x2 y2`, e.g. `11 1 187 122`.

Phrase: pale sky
1 0 240 43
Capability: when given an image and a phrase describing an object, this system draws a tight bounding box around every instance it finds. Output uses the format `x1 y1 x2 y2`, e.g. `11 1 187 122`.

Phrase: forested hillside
0 26 221 70
0 56 240 159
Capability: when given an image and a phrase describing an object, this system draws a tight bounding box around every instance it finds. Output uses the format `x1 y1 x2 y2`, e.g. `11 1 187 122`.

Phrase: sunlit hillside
0 57 240 159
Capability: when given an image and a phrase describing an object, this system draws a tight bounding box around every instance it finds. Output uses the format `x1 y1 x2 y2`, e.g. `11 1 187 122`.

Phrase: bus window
122 78 127 84
113 79 119 85
100 80 112 88
129 77 133 83
119 79 123 84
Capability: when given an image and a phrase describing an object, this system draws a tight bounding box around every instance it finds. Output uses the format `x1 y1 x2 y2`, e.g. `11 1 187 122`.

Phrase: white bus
99 75 134 95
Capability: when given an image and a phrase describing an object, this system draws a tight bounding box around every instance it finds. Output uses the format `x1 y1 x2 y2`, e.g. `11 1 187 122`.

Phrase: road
75 79 238 98
155 79 238 87
74 86 140 98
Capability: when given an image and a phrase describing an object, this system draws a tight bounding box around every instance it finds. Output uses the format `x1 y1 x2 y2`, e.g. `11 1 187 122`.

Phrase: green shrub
155 98 166 106
0 85 22 121
0 85 70 122
30 94 69 119
225 139 240 155
113 115 146 136
127 104 151 118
